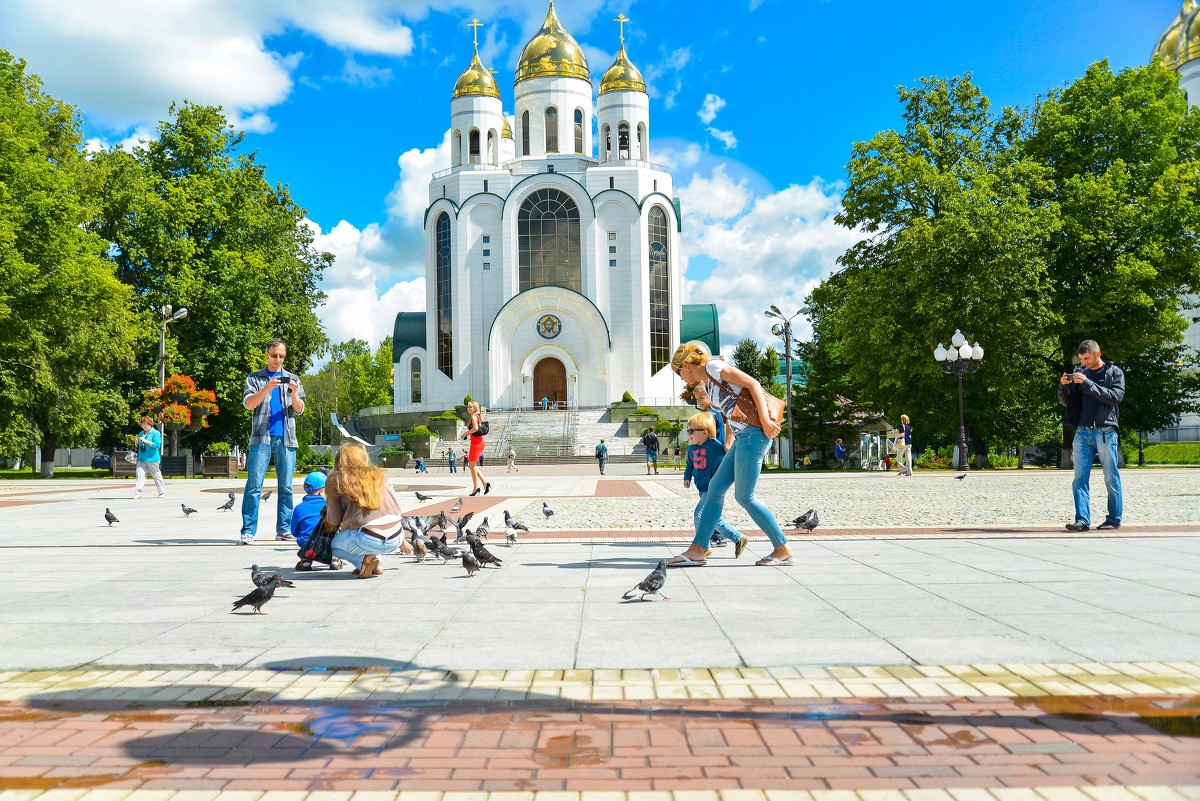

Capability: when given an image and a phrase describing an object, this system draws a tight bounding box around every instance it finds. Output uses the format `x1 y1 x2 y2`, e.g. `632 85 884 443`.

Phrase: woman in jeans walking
133 415 165 499
667 342 794 567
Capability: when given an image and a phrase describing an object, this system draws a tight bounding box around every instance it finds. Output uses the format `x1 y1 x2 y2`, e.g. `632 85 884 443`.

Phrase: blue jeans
331 528 401 571
240 436 296 539
693 425 788 549
1072 427 1122 526
694 490 741 542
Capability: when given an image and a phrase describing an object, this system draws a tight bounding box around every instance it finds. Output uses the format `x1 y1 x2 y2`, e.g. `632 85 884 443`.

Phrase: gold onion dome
599 43 646 95
502 116 512 139
452 50 499 99
514 1 590 84
1154 0 1200 70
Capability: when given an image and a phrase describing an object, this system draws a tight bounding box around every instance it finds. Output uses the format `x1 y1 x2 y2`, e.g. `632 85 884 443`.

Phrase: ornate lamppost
933 330 983 472
765 305 800 469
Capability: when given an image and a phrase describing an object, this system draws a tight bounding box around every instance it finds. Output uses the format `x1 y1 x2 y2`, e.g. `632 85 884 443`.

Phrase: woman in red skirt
461 400 490 496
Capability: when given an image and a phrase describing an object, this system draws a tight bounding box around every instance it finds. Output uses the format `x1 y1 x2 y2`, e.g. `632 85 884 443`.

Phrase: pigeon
409 530 429 562
262 491 272 501
542 501 555 519
250 564 295 589
503 509 530 532
955 474 967 480
623 561 669 601
217 492 235 511
792 509 819 532
447 512 476 543
232 575 279 614
505 526 518 546
474 516 490 540
415 491 433 502
462 550 480 578
465 534 503 568
450 497 463 513
104 508 118 526
181 503 198 517
432 533 465 564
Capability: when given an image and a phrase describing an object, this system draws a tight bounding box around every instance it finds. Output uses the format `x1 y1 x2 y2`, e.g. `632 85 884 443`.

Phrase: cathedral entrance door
533 358 567 409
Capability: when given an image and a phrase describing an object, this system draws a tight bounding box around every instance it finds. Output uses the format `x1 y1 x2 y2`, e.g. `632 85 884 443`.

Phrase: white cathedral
390 3 719 412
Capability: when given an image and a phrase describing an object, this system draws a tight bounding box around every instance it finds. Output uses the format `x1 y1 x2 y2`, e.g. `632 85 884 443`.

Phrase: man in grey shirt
239 338 306 544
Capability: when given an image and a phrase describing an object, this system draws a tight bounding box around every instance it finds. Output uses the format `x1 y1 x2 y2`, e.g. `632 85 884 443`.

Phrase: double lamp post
933 329 983 471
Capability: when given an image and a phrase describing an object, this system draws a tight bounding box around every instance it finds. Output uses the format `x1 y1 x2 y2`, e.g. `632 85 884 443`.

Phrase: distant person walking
461 400 490 496
896 415 914 476
642 427 660 475
835 438 846 469
668 342 794 567
595 439 608 474
1059 339 1125 531
541 396 549 411
133 415 165 499
239 338 305 545
506 445 518 472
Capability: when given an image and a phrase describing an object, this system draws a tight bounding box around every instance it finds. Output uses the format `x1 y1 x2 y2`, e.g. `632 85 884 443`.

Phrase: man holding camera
239 338 306 545
1058 339 1125 532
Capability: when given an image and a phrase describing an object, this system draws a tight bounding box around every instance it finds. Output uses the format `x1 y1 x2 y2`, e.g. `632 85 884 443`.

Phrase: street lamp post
765 305 801 469
158 304 189 389
933 329 983 472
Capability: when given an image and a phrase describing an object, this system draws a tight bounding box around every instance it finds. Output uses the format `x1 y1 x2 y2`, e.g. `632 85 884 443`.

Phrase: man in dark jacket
1058 339 1125 532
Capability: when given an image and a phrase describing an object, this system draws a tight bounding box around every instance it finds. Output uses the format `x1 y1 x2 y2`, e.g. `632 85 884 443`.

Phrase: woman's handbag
717 379 786 430
124 450 138 465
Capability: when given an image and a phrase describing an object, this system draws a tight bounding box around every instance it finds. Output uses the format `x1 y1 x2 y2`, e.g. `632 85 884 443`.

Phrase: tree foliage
91 102 331 450
298 338 394 445
0 51 141 473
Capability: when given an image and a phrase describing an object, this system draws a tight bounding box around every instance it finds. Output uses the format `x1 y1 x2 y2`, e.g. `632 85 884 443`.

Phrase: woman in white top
668 343 795 567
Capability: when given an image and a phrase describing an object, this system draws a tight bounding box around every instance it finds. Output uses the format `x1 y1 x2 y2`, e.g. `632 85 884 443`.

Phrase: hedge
1121 441 1200 465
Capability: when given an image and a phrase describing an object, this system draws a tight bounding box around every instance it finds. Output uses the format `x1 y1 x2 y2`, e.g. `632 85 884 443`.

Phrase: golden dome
452 50 499 100
1154 0 1200 70
599 44 646 95
514 1 590 84
502 116 512 140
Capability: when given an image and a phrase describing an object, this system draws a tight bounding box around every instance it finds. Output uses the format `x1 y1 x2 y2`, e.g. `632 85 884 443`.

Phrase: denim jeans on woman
694 491 742 543
331 527 401 571
692 424 788 549
1071 427 1122 527
240 435 296 541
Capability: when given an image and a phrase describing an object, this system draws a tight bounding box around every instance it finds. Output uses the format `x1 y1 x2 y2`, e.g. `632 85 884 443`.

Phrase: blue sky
0 0 1180 354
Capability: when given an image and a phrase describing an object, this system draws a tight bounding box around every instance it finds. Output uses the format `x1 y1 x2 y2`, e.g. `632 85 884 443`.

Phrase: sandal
357 555 380 578
666 555 707 567
755 555 794 566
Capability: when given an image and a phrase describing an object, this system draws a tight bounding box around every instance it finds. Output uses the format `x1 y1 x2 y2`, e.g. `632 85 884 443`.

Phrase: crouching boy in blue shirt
292 471 340 570
684 411 748 558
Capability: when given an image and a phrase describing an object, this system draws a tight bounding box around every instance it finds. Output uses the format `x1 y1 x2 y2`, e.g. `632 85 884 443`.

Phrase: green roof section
680 304 720 357
392 311 427 359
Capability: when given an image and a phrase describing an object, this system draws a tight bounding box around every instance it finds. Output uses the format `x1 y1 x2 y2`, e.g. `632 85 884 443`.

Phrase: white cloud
644 46 691 109
83 126 155 154
341 58 394 87
385 130 451 229
655 143 704 171
677 164 751 222
697 93 725 124
707 127 738 150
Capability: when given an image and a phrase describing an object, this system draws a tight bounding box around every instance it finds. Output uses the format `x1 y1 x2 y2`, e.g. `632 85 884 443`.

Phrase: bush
429 410 460 420
621 391 635 403
379 445 411 458
402 425 438 439
463 394 474 405
1122 442 1200 465
633 406 659 417
915 446 954 470
206 441 232 456
305 449 333 468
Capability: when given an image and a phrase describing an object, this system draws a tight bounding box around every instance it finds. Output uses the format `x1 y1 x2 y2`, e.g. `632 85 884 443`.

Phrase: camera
279 375 292 386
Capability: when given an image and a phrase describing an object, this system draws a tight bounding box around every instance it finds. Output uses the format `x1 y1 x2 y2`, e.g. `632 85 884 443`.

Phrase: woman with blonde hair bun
668 342 795 567
325 443 410 578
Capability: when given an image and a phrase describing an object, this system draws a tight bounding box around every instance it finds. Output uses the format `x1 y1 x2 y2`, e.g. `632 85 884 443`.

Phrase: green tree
0 52 142 474
816 74 1062 464
298 337 394 445
1118 344 1200 465
788 336 872 466
91 102 331 450
1023 59 1200 456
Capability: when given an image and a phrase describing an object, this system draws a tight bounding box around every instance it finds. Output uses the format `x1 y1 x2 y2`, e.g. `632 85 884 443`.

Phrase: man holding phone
239 338 306 544
1058 339 1125 532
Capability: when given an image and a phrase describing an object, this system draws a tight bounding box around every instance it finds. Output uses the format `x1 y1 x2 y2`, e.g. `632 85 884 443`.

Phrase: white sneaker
133 493 142 500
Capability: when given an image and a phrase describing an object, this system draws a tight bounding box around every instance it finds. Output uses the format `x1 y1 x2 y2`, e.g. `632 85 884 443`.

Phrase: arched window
435 213 453 377
637 122 647 160
600 124 610 162
487 129 496 164
518 189 581 292
618 122 630 159
544 106 558 153
521 110 530 156
647 205 671 374
574 108 584 154
469 129 480 164
453 129 462 166
410 357 422 404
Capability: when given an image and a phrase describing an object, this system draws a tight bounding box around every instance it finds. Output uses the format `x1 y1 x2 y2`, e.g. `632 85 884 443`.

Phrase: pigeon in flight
503 509 529 532
217 492 235 511
104 508 118 526
232 575 279 614
505 526 518 546
623 561 669 601
465 534 503 568
791 509 819 532
447 511 475 543
450 497 463 513
462 550 480 578
542 501 555 519
415 491 433 502
955 474 967 480
251 564 295 589
181 503 198 517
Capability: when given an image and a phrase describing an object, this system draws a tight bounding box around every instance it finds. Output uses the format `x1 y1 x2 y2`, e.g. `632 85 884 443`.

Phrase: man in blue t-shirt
239 339 306 545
